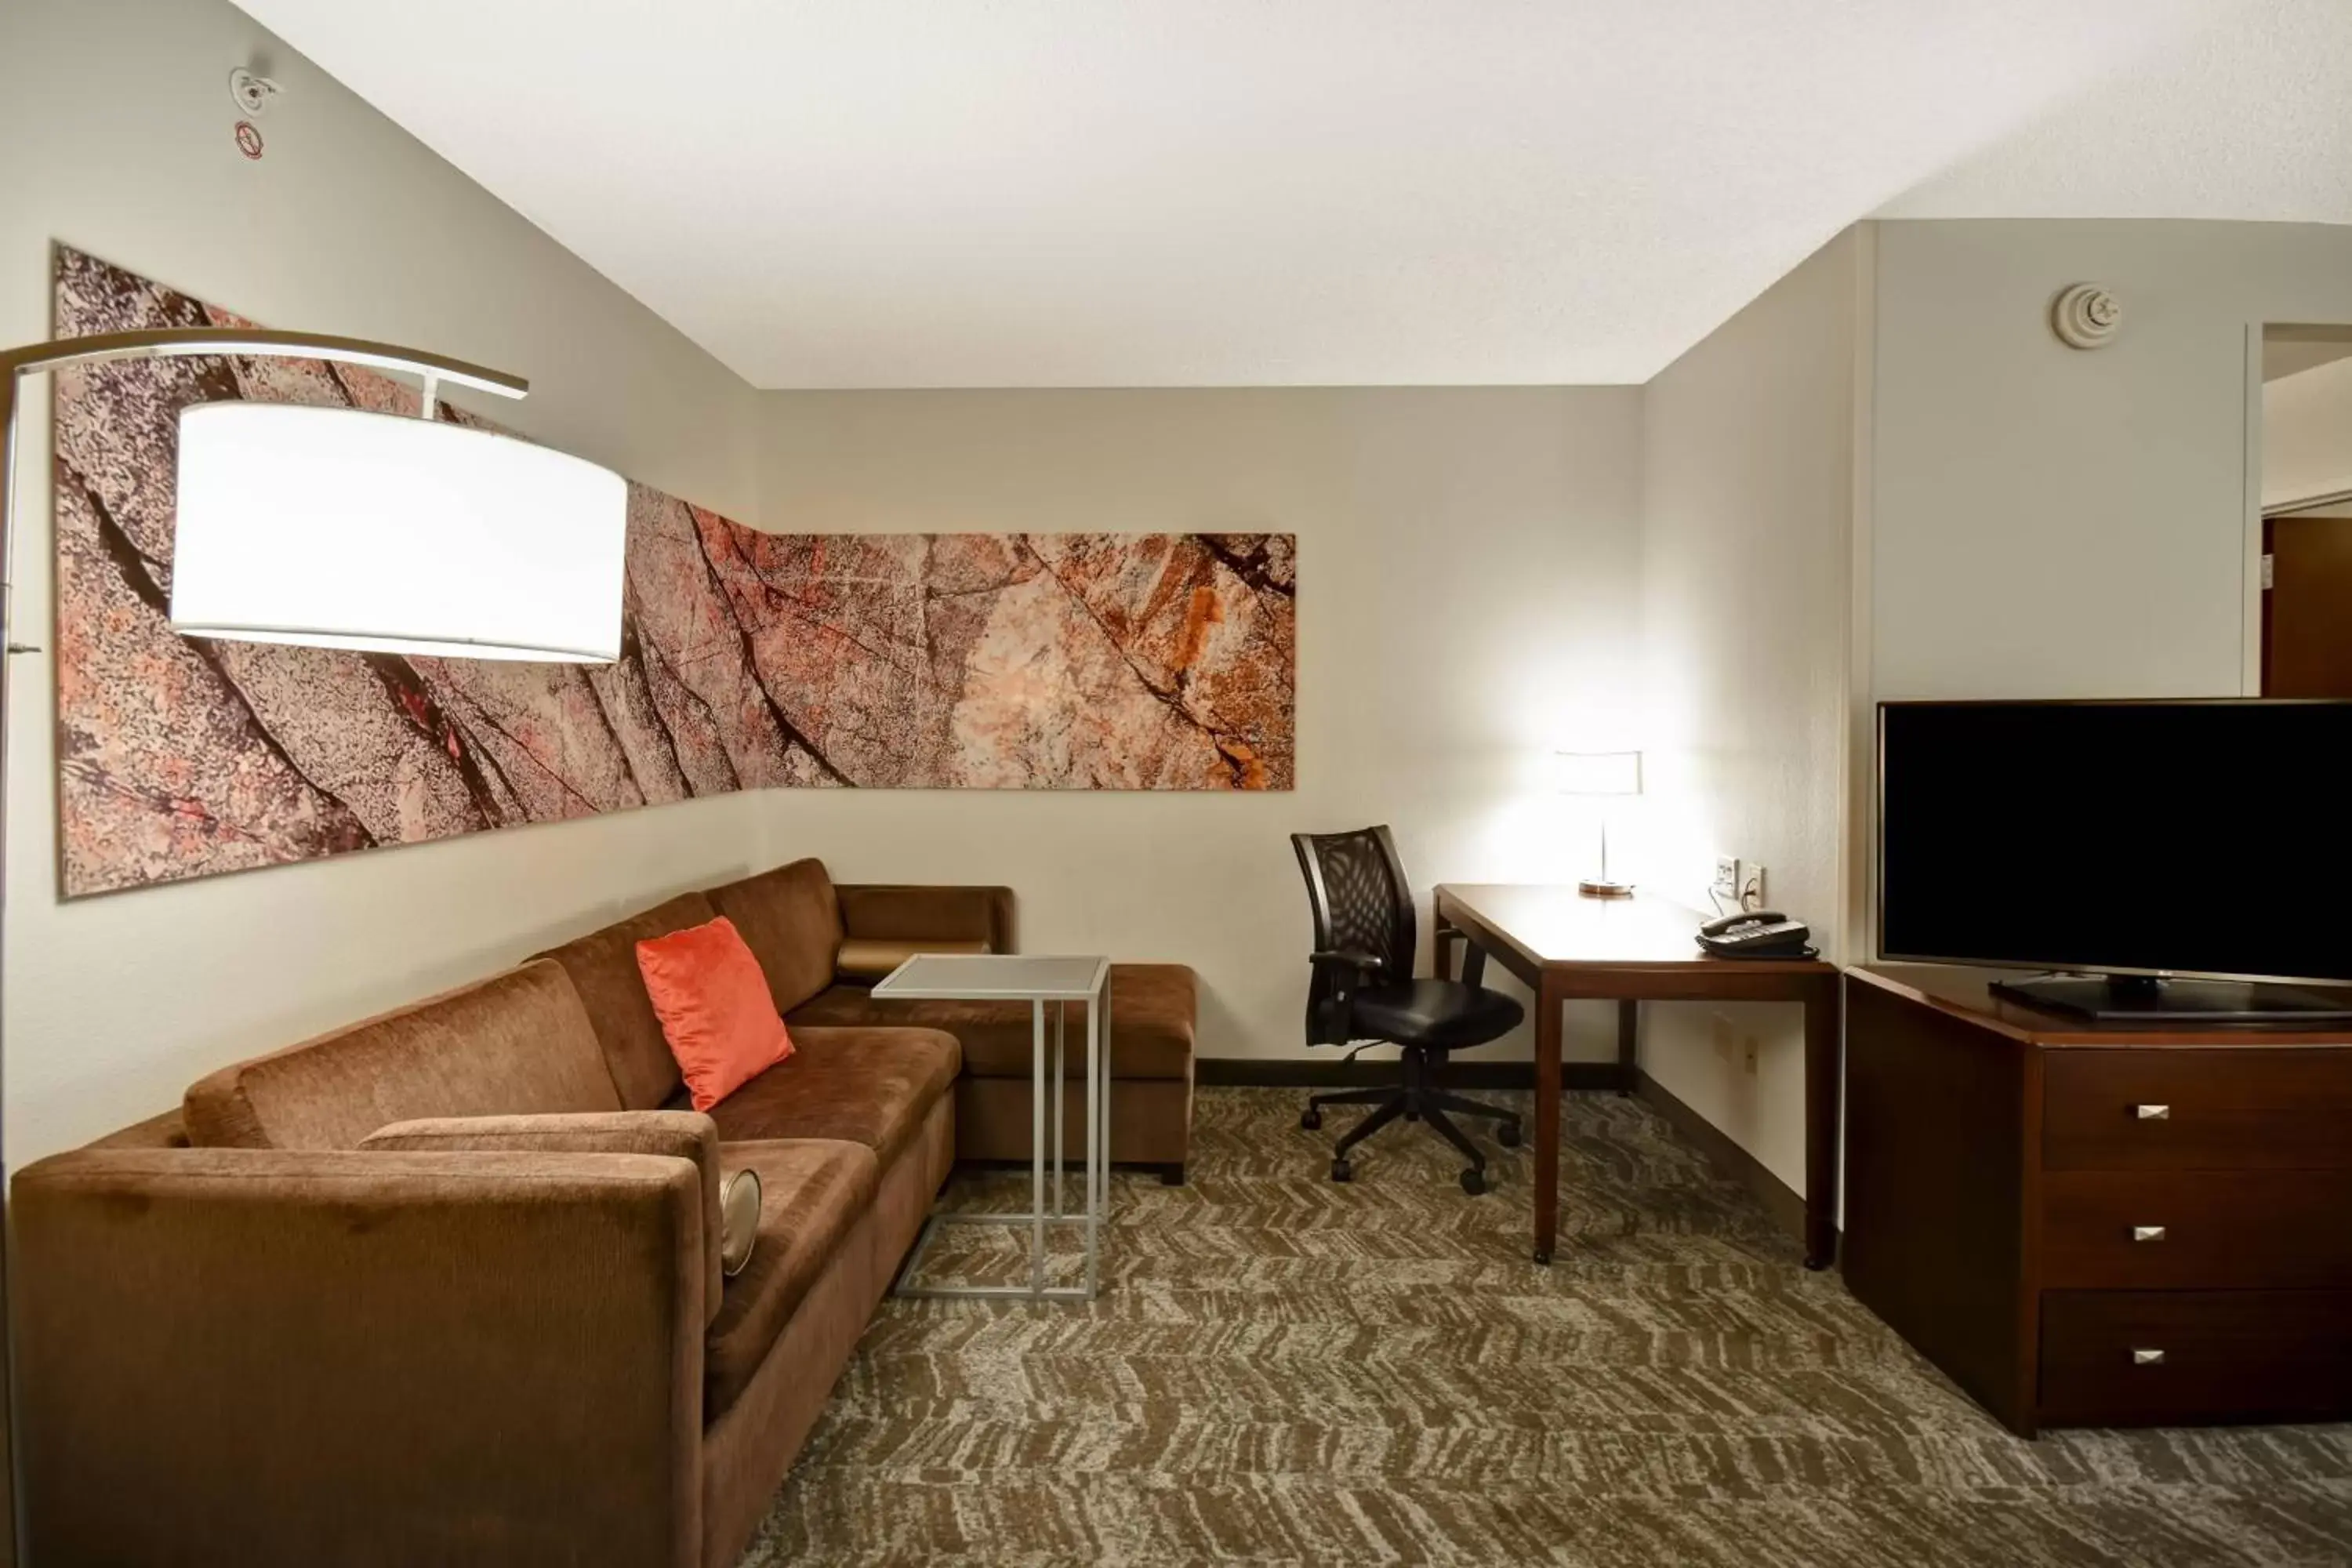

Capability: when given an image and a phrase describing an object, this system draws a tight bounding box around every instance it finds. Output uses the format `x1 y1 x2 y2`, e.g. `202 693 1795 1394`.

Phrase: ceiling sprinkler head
229 67 283 117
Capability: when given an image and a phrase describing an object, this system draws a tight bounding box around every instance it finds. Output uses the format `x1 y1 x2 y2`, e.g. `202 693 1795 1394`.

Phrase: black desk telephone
1697 911 1817 959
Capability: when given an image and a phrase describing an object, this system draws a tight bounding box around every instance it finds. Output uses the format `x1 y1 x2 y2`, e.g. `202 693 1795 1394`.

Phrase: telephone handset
1696 910 1817 959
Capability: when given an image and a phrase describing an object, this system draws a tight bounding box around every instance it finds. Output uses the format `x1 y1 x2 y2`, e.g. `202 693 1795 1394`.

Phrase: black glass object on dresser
1290 826 1526 1193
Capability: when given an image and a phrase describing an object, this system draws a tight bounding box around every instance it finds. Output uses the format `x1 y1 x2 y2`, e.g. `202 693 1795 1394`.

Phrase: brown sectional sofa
12 857 1194 1568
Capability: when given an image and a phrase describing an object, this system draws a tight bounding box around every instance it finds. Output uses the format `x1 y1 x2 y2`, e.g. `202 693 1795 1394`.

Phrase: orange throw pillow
636 916 794 1112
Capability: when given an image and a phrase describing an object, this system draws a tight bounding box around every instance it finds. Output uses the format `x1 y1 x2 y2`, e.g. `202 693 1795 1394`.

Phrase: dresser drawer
2040 1290 2352 1427
2042 1171 2352 1288
2043 1048 2352 1171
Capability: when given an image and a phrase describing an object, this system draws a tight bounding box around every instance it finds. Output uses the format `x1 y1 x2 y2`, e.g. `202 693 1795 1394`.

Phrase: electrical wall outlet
1711 856 1740 905
1740 862 1767 912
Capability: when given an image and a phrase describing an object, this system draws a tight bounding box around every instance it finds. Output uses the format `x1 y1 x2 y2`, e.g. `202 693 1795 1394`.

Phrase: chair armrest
1304 950 1387 1047
835 884 1014 954
12 1146 705 1567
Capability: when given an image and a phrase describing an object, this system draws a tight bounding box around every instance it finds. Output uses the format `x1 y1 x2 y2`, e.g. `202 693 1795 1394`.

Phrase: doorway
2259 325 2352 695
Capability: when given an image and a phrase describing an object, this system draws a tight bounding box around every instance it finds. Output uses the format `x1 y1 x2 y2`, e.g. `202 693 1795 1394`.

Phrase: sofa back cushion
533 891 717 1109
704 858 844 1015
182 960 622 1150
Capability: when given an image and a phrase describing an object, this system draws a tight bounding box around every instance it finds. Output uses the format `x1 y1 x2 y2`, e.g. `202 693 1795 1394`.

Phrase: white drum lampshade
169 401 628 662
1554 750 1642 797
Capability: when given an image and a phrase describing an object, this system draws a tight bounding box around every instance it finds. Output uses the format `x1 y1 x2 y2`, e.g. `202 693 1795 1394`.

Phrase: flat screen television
1876 699 2352 1022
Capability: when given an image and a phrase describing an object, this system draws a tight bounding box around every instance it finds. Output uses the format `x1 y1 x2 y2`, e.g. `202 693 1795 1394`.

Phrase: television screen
1878 700 2352 984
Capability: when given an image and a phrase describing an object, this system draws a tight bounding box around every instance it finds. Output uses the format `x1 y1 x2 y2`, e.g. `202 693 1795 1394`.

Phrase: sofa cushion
636 916 797 1112
704 859 843 1016
833 936 988 982
787 963 1195 1081
183 960 622 1150
834 884 1014 959
691 1028 960 1169
532 891 717 1110
704 1138 878 1421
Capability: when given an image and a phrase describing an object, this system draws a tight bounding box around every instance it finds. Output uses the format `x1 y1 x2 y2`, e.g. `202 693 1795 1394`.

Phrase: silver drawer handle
2134 1104 2171 1120
2131 1225 2167 1243
2132 1348 2166 1366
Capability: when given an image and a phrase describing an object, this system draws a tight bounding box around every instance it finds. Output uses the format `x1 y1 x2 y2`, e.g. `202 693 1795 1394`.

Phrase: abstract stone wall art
50 248 1294 898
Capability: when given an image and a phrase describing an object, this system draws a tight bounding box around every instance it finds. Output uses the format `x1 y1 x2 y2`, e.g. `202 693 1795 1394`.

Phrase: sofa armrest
13 1146 705 1568
834 884 1014 956
361 1109 725 1323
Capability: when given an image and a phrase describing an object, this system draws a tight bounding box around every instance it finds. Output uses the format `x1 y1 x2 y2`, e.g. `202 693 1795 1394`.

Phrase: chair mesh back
1292 826 1416 1044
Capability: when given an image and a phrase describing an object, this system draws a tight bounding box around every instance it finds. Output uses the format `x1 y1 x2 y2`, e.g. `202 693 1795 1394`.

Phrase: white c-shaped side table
875 953 1110 1301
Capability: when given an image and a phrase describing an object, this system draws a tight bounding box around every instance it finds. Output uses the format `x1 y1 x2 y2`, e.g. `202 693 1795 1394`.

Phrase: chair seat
1351 979 1523 1049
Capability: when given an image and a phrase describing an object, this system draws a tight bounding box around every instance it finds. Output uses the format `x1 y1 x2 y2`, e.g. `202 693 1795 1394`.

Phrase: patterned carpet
741 1087 2352 1566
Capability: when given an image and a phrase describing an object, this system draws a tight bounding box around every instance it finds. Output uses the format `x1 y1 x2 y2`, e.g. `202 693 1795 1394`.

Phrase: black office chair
1291 826 1526 1194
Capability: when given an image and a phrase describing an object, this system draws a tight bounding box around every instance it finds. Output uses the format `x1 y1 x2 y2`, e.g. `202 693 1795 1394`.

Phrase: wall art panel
50 249 1294 897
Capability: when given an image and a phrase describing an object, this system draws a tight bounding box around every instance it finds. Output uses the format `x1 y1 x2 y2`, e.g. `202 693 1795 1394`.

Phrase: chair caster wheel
1532 1248 1552 1266
1330 1157 1353 1183
1460 1167 1486 1196
1300 1106 1323 1131
1497 1120 1522 1149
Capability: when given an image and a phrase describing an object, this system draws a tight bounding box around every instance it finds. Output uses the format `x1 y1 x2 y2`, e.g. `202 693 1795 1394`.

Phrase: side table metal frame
880 956 1111 1301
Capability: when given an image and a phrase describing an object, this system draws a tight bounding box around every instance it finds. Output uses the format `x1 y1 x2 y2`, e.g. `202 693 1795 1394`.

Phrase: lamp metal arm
0 326 528 399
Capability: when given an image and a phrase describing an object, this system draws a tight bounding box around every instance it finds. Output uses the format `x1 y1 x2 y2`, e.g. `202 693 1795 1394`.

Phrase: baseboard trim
1632 1069 1806 1243
1196 1058 1624 1091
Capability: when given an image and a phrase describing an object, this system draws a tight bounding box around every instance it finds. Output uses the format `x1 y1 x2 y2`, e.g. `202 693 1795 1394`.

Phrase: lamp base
1577 879 1635 900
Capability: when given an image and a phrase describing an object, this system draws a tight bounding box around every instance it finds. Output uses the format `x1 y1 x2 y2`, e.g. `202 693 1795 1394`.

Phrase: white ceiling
230 0 2352 389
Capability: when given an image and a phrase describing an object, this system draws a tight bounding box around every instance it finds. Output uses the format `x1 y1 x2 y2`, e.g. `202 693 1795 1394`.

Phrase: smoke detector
2051 282 2122 350
229 67 283 117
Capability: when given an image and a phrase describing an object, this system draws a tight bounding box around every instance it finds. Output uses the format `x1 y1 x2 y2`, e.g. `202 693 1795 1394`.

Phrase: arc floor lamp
0 325 629 1552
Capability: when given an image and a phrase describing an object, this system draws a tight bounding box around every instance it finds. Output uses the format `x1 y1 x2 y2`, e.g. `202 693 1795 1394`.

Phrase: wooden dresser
1844 964 2352 1437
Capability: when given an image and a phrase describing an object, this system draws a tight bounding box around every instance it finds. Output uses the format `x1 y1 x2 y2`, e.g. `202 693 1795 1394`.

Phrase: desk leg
1534 973 1563 1265
1615 1000 1639 1097
1802 973 1842 1271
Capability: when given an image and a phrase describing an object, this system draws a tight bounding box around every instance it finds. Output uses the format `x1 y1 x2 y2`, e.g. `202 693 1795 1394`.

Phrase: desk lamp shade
1555 750 1642 797
169 401 628 662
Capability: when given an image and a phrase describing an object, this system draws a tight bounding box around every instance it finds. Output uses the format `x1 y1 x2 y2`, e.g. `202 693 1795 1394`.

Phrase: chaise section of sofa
790 962 1197 1179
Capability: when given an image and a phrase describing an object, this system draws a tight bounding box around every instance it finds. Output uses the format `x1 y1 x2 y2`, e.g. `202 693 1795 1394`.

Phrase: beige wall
753 388 1646 1069
1628 217 2352 1199
1871 220 2352 704
0 0 770 1164
1635 229 1871 1196
2263 354 2352 513
0 0 1651 1167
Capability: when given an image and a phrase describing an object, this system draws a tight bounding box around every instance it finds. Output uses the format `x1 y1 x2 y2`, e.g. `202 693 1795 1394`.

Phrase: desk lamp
1555 749 1642 898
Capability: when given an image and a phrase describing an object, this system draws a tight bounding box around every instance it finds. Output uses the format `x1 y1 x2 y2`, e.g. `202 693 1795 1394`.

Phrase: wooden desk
1432 884 1842 1269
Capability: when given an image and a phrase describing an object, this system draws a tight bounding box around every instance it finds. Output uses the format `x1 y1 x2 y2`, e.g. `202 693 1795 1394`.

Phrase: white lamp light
1555 749 1642 898
172 401 627 662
